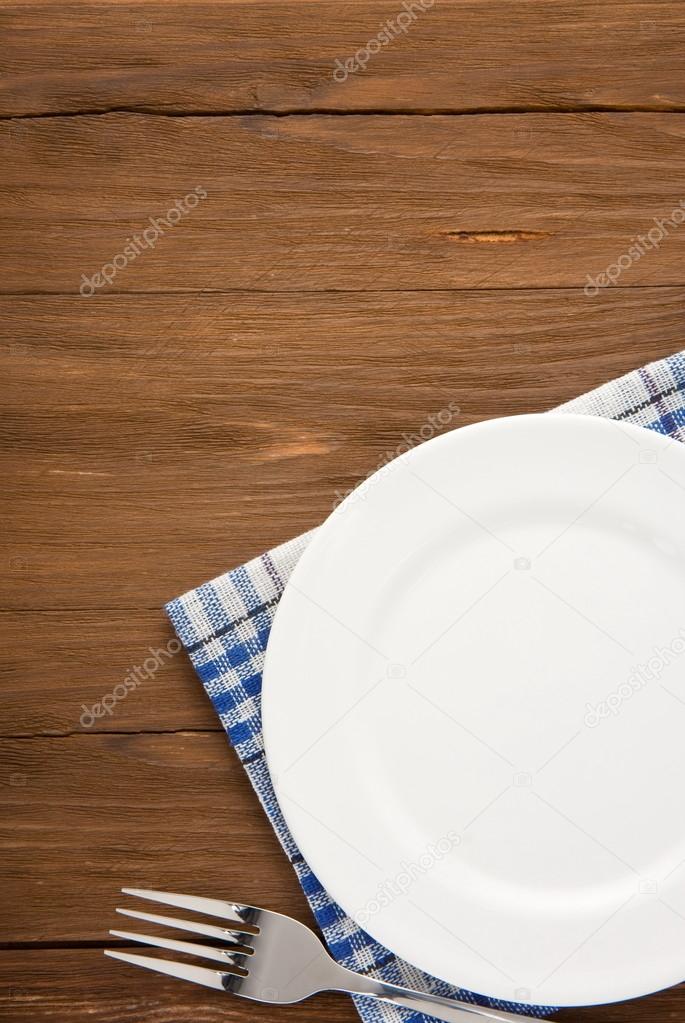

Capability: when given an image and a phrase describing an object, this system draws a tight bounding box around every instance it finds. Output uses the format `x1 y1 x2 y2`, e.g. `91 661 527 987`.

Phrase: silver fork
105 888 540 1023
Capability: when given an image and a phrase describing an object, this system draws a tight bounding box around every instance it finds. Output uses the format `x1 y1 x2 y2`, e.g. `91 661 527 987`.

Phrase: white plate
262 414 685 1007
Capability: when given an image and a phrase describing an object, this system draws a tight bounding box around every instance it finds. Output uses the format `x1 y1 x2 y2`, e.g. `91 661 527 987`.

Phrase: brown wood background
1 2 684 1021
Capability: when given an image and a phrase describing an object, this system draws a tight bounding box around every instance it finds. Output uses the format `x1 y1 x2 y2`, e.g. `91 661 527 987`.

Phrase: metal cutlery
106 888 539 1023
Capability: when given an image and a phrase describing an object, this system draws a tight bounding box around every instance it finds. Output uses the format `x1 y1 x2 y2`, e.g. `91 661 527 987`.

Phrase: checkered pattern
166 351 685 1022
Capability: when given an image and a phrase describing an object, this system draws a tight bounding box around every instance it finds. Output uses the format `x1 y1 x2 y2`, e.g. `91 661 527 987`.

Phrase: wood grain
0 611 218 736
0 731 317 943
0 949 355 1023
2 291 684 610
2 2 685 117
3 113 685 293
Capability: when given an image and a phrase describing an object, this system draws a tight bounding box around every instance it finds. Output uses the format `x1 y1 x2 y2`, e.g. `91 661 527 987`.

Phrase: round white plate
262 413 685 1007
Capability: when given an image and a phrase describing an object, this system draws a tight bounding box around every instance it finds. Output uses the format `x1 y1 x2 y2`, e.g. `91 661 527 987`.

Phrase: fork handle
331 965 543 1023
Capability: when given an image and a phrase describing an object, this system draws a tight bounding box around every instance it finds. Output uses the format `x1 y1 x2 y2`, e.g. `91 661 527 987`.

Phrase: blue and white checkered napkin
166 351 685 1023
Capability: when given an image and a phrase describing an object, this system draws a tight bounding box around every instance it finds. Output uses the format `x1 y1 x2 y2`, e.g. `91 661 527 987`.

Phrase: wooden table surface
2 2 685 1021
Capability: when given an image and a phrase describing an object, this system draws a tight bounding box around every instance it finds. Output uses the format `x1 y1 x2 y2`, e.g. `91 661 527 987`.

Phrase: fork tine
116 907 253 947
104 949 232 990
110 929 248 967
121 888 256 928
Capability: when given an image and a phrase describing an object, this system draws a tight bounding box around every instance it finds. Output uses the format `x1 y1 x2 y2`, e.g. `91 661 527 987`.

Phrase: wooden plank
3 113 685 293
1 729 684 1020
0 732 316 943
0 950 682 1023
0 611 218 736
2 2 685 117
0 949 356 1023
2 291 683 609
